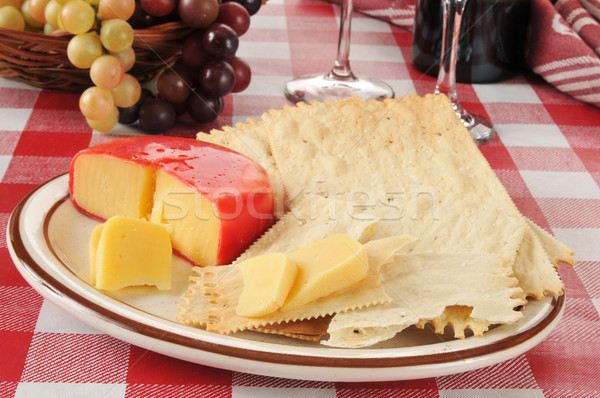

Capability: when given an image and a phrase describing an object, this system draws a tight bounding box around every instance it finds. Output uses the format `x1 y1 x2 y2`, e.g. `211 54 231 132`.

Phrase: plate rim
7 173 565 378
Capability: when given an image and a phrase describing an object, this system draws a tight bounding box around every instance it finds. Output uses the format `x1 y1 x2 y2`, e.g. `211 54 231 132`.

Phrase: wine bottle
411 0 530 83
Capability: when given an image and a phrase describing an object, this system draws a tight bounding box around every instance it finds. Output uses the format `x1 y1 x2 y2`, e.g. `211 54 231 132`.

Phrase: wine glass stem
330 0 355 80
434 0 467 106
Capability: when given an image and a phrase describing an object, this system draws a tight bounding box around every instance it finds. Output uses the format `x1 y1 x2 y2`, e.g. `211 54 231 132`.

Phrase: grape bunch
0 0 261 134
126 0 256 134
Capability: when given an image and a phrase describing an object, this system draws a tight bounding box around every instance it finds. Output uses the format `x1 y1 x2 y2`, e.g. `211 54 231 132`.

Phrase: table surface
2 0 600 396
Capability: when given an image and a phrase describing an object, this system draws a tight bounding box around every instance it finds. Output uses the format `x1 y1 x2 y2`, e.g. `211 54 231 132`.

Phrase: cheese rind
91 216 172 290
281 234 369 312
236 253 298 317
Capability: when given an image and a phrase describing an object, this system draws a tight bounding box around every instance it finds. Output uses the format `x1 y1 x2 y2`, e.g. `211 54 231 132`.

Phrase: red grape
198 61 236 97
182 30 211 70
140 0 176 17
118 88 153 125
216 2 250 36
139 98 176 134
226 56 251 93
178 0 219 28
157 67 192 103
224 0 261 16
129 2 161 28
187 92 224 124
202 23 239 61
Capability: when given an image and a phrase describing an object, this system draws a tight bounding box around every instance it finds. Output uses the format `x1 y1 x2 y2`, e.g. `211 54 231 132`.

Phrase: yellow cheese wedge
150 169 221 266
236 253 298 317
281 234 369 312
90 216 172 291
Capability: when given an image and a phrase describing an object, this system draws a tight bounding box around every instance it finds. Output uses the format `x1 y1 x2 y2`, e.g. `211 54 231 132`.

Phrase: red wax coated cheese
69 136 274 266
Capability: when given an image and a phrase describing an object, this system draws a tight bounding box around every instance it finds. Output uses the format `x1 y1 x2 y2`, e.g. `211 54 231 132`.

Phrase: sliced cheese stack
70 136 275 266
236 234 369 317
90 216 172 291
282 234 368 311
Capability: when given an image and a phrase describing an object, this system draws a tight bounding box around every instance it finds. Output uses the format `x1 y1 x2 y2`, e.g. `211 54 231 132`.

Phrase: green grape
0 0 23 7
111 73 141 107
90 55 124 90
86 106 118 132
43 22 55 34
0 6 25 30
22 0 45 28
29 0 50 23
79 86 114 120
97 0 134 20
100 19 134 53
67 31 103 69
44 0 61 29
60 0 94 35
110 47 135 72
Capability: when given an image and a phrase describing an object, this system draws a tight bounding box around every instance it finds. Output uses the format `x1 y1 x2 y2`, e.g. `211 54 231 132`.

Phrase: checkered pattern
1 0 599 396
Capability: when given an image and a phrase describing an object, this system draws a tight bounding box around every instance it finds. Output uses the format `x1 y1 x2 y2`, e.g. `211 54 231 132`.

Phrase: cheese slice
236 253 298 317
88 223 104 286
91 216 172 290
281 234 369 312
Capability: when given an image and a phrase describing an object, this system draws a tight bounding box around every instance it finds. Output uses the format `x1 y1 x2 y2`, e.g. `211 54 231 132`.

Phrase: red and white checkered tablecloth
2 0 600 396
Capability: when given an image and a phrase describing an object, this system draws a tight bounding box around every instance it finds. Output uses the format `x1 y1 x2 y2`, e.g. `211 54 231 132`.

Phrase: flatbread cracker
254 316 332 341
323 252 525 348
526 219 576 266
416 305 490 339
512 225 566 299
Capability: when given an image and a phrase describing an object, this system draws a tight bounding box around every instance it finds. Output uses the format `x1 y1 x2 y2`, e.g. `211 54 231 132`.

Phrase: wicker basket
0 22 194 91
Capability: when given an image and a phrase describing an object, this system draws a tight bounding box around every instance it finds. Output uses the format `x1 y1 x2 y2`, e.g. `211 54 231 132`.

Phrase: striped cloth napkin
527 0 600 107
333 0 600 108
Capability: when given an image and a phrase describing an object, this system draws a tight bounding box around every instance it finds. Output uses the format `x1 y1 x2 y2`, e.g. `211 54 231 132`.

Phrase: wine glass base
285 73 395 103
460 111 495 145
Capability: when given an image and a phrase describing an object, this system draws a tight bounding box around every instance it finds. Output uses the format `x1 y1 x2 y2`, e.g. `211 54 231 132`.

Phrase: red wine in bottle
411 0 530 83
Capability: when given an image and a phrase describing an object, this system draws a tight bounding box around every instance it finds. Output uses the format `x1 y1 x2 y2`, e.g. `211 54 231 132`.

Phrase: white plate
7 174 565 382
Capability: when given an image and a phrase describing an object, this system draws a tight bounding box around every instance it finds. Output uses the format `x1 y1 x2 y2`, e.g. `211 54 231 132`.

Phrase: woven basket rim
0 21 194 90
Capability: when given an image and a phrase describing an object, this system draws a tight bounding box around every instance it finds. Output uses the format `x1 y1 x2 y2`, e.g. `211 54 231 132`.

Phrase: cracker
526 219 576 266
176 269 212 328
370 194 526 263
415 305 490 338
323 252 525 348
512 225 566 300
254 316 332 341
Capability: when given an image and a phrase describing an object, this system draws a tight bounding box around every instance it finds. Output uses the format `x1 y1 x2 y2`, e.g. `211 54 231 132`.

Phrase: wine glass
284 0 394 102
435 0 495 144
